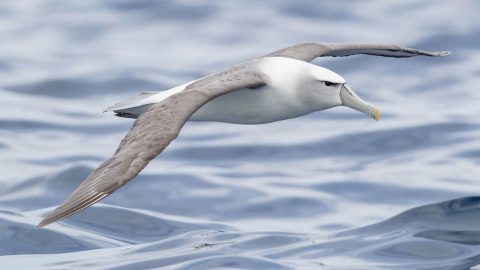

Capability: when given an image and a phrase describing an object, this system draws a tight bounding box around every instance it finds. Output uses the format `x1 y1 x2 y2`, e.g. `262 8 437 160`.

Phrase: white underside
108 57 345 124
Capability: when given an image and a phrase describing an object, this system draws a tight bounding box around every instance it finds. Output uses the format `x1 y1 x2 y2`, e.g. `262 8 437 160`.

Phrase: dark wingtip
434 50 451 57
37 218 51 228
37 191 110 228
37 213 58 228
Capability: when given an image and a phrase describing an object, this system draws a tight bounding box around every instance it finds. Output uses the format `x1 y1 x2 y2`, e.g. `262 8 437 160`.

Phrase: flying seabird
38 43 450 227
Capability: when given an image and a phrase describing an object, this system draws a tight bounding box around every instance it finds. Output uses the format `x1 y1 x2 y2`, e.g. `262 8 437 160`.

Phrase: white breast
190 57 316 124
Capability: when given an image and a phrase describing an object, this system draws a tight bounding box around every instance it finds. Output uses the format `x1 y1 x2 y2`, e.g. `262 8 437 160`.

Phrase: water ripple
0 1 479 269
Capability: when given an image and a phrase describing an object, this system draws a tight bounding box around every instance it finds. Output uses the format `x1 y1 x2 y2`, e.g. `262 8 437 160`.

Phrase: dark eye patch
324 81 334 86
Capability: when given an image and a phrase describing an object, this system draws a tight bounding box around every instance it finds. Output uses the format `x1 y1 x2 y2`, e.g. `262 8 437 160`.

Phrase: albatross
38 43 450 227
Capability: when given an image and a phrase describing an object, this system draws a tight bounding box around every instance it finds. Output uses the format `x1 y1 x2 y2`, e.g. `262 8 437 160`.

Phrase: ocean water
1 1 480 269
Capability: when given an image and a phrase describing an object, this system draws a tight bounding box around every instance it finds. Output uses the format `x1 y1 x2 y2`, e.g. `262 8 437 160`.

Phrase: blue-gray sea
1 1 480 269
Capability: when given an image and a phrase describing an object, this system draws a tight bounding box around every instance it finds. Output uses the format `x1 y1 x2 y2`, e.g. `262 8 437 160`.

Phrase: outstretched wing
38 61 268 227
264 43 451 62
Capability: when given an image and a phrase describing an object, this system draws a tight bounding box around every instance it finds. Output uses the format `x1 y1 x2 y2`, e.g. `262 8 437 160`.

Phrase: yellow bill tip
373 107 381 121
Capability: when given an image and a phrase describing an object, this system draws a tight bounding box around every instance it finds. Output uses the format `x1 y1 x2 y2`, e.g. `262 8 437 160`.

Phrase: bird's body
38 42 450 227
109 57 345 124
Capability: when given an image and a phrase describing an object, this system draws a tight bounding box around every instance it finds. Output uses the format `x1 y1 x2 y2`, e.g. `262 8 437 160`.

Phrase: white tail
104 91 159 118
104 81 194 118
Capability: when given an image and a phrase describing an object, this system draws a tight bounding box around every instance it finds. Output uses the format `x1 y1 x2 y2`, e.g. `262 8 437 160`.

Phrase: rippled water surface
1 1 480 269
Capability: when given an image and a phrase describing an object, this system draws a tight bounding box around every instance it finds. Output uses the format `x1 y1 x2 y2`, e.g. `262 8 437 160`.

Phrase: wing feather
264 42 450 62
38 61 267 227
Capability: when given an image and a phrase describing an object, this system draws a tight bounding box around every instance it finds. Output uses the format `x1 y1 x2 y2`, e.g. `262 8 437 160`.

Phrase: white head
303 65 381 121
260 57 380 122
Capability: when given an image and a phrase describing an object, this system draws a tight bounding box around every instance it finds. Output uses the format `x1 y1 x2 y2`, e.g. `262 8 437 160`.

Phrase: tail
104 91 158 118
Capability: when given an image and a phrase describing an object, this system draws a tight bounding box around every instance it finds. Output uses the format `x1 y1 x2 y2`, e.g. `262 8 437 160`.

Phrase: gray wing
264 43 451 62
38 62 267 227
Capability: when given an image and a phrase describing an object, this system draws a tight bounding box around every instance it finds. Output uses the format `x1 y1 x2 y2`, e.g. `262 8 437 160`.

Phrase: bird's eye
324 81 334 86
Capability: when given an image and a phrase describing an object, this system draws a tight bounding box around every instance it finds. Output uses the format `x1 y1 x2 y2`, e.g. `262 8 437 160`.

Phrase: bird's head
306 66 381 121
